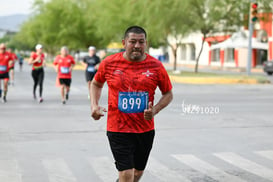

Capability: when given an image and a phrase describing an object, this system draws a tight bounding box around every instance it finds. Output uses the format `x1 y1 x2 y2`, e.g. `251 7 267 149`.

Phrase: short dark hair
124 26 147 39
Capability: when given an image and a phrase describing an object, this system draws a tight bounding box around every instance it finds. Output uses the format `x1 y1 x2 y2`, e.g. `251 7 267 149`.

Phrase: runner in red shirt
91 26 173 182
0 43 13 103
7 48 18 86
53 46 75 104
29 44 46 103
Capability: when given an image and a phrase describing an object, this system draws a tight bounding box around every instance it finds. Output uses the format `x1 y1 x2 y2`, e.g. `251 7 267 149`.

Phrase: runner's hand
91 106 107 120
144 102 154 120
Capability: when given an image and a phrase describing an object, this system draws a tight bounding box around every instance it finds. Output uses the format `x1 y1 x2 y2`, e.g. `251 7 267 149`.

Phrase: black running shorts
59 78 71 87
85 71 96 82
0 72 9 79
107 130 155 171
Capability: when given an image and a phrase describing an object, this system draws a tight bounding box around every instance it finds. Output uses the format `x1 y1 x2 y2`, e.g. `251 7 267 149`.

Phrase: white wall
167 32 211 66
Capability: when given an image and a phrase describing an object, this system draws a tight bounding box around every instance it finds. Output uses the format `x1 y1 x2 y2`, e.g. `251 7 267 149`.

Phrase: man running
0 43 13 103
17 52 24 71
7 48 18 86
53 46 75 104
90 26 173 182
81 46 100 98
29 44 46 103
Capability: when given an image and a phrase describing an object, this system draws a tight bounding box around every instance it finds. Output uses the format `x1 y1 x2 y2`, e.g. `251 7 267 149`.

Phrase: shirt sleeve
12 53 17 60
70 56 76 64
158 63 172 94
96 56 101 64
53 56 58 65
83 56 87 63
94 58 106 83
30 52 36 60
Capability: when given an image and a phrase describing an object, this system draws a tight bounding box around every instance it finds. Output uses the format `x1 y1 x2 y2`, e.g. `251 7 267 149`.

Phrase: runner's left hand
144 102 154 120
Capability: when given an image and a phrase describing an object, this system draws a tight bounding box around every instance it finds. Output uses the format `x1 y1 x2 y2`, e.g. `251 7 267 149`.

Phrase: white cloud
0 0 34 16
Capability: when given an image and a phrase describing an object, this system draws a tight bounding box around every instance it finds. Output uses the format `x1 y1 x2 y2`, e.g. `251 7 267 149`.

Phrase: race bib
87 66 95 72
118 92 148 113
60 67 70 74
0 65 7 71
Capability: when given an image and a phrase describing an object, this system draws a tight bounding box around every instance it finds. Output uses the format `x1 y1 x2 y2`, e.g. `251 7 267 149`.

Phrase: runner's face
0 44 6 53
61 48 68 56
36 48 43 54
123 33 147 61
89 50 95 56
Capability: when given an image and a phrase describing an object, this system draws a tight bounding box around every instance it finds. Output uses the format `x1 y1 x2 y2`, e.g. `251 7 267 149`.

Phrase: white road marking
173 154 246 182
88 156 117 182
0 159 22 182
147 157 191 182
255 150 273 161
42 158 77 182
214 152 273 181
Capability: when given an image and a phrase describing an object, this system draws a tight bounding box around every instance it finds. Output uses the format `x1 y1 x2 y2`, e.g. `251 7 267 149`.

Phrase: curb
169 75 266 84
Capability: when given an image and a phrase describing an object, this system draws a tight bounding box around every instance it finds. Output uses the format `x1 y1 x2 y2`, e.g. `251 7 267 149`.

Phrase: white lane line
214 152 273 181
255 150 273 161
42 158 77 182
172 154 246 182
0 159 22 182
88 156 117 182
147 157 191 182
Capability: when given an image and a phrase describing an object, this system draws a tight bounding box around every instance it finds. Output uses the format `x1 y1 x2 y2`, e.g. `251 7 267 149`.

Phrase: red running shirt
53 55 75 79
31 52 45 70
0 52 13 74
95 52 172 133
8 52 17 68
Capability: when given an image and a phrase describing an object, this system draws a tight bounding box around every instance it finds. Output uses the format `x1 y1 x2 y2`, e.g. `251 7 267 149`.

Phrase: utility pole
247 0 258 75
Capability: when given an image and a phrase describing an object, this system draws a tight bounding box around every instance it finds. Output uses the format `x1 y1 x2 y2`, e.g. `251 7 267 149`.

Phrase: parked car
263 61 273 75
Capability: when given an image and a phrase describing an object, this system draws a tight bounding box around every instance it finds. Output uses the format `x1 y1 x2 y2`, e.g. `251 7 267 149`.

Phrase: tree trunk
195 33 206 73
172 45 177 71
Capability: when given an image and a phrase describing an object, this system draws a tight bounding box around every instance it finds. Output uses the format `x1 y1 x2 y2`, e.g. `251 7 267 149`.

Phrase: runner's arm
8 60 13 67
53 64 58 72
154 90 173 115
90 79 106 120
80 60 87 68
28 56 40 64
70 63 75 72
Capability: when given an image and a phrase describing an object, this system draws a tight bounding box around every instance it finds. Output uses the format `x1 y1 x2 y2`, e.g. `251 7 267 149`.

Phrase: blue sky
0 0 33 16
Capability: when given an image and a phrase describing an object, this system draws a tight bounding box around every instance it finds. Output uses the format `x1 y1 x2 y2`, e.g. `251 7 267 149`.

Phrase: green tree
93 0 191 71
14 0 100 54
141 0 191 71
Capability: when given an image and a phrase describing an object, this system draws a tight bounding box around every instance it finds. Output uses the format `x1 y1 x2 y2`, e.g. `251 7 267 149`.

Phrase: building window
181 44 186 60
189 44 196 60
225 48 235 63
212 49 220 62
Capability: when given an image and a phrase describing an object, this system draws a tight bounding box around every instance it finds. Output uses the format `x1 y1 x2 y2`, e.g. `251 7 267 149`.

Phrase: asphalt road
1 64 273 182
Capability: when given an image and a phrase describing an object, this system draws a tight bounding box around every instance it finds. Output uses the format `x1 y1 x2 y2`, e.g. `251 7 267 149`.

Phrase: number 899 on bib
118 92 148 113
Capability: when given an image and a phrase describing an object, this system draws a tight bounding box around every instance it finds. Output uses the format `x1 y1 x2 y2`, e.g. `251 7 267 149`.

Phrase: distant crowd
0 43 102 104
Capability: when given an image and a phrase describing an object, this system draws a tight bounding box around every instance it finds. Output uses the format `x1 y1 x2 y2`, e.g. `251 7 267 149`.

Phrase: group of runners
0 42 101 104
1 26 173 182
0 43 21 102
